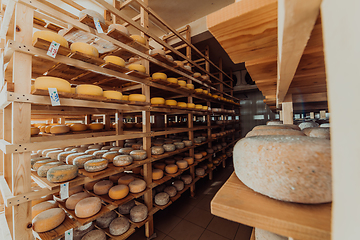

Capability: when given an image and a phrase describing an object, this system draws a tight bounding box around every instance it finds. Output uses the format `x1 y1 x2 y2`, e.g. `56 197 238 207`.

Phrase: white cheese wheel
183 140 192 147
255 228 287 240
130 35 146 44
118 200 135 215
32 200 58 219
196 168 205 176
108 24 129 35
84 159 108 172
108 185 129 200
181 175 192 184
70 123 87 132
102 151 120 162
75 197 102 218
81 229 106 240
152 72 167 80
127 64 146 73
165 100 177 106
233 135 331 203
70 42 99 57
130 150 147 160
103 90 123 100
165 164 178 174
73 155 94 168
129 94 146 102
109 217 130 236
173 142 185 149
104 55 125 67
113 155 134 167
96 210 117 229
33 30 69 48
163 144 175 152
34 76 71 93
164 186 177 197
94 180 113 195
176 160 188 169
118 175 135 185
167 78 178 84
76 84 103 96
66 192 90 210
128 179 146 193
152 169 164 180
32 208 65 233
151 146 165 155
151 97 165 105
130 204 148 222
172 180 184 191
154 192 170 206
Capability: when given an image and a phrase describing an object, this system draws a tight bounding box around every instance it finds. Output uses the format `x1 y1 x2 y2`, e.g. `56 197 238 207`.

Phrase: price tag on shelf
60 182 69 200
48 88 60 106
65 228 73 240
93 18 103 33
213 153 216 158
47 41 60 58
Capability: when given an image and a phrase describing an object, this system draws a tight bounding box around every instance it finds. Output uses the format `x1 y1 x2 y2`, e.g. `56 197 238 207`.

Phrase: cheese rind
113 155 134 167
34 76 71 93
75 197 102 218
47 165 78 183
76 84 103 96
109 217 130 236
165 100 177 106
70 42 99 57
128 179 146 193
181 175 192 184
152 72 167 80
154 192 170 206
118 175 135 185
127 64 146 73
130 35 146 44
167 78 178 84
108 185 129 200
102 151 120 162
164 186 177 197
70 123 87 132
65 192 90 210
130 204 148 222
103 56 125 67
152 169 164 180
33 30 69 48
176 160 188 169
151 146 165 155
37 161 64 177
96 210 117 229
130 150 147 160
32 208 65 233
73 155 94 168
165 164 178 174
32 200 58 219
103 90 123 100
84 159 108 172
129 94 146 102
151 97 165 105
118 200 136 215
172 180 184 191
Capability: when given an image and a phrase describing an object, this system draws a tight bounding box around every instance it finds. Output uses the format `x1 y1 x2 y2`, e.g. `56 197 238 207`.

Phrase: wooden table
211 173 331 240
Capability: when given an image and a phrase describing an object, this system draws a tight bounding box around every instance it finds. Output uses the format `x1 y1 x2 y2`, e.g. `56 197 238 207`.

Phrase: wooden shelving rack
0 0 241 239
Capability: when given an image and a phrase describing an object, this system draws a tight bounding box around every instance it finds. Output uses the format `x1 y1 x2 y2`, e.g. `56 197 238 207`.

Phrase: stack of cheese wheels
165 99 177 106
127 64 146 73
34 76 71 93
129 179 146 193
75 197 102 218
233 135 331 203
32 208 66 232
103 90 123 100
70 123 87 132
70 42 99 57
129 94 146 102
108 23 129 35
104 56 125 67
167 77 178 84
152 72 167 80
130 35 146 44
33 30 69 48
255 228 287 240
151 97 165 105
76 84 103 96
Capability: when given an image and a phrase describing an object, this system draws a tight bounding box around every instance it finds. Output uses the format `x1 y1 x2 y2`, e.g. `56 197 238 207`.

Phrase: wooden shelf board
211 173 331 240
79 14 109 32
150 53 177 67
106 28 133 44
154 200 173 210
32 38 71 56
33 214 77 240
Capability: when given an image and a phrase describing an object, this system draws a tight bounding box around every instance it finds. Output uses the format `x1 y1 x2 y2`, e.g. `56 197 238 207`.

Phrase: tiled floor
128 159 253 240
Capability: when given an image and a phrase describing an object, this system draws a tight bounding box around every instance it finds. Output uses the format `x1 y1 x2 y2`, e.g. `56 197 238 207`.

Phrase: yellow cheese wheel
70 123 87 132
93 180 113 195
207 163 214 168
31 127 40 136
34 76 71 93
195 104 203 109
76 84 103 96
45 125 53 133
203 90 209 94
151 97 165 105
32 208 65 233
50 125 70 134
71 87 76 93
118 175 135 185
178 80 186 87
152 72 167 80
202 106 208 110
174 61 184 67
75 197 102 218
70 42 99 57
193 72 201 77
129 94 146 102
165 164 178 174
103 90 123 100
128 179 146 193
186 84 194 89
130 35 146 44
32 200 58 219
167 78 178 84
84 159 108 172
88 123 104 130
65 192 90 210
195 88 203 93
33 159 58 171
187 103 195 108
127 64 146 73
176 160 188 169
122 95 129 101
33 30 69 48
152 169 163 180
177 102 187 108
47 165 78 183
194 153 203 159
213 94 219 99
108 185 129 200
103 56 125 67
165 100 177 106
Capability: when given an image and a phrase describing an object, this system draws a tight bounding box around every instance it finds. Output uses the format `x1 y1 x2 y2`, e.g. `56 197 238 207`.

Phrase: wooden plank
32 38 71 56
211 173 331 240
276 0 322 103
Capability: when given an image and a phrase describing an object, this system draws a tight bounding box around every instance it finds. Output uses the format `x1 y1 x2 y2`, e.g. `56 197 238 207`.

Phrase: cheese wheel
165 55 174 61
130 204 148 222
302 127 330 139
151 146 165 155
182 140 192 147
96 210 117 229
152 72 167 80
122 95 129 101
46 150 64 159
34 76 71 93
93 150 108 158
174 61 184 67
47 165 78 183
149 48 165 56
182 157 194 165
195 88 203 93
84 159 108 172
73 222 95 240
84 149 97 155
163 144 175 152
187 103 195 108
76 84 103 96
186 83 194 89
178 80 186 87
177 102 187 108
113 155 134 167
207 162 214 168
127 64 146 73
203 90 209 94
202 106 208 110
66 153 86 165
103 90 123 100
165 164 178 174
104 56 125 67
201 151 207 157
167 77 178 84
130 150 147 160
130 35 146 44
181 175 192 184
173 142 185 149
118 175 135 185
75 197 102 218
129 94 146 102
184 65 191 71
195 104 203 109
71 87 76 93
131 143 142 150
79 9 105 23
108 24 129 35
234 136 331 203
164 186 177 197
172 180 184 191
154 192 170 206
109 173 125 183
32 200 58 219
65 192 90 210
84 180 99 191
246 128 305 137
73 155 94 168
102 151 120 162
128 179 146 193
153 162 166 171
298 122 319 130
110 147 121 151
50 125 70 134
152 168 164 180
81 229 106 240
70 123 87 132
88 144 102 149
255 228 287 240
32 208 65 233
45 125 52 133
37 161 64 177
108 184 129 200
151 97 165 105
109 217 130 236
88 123 104 130
33 30 69 48
165 99 177 106
253 125 293 131
119 147 133 155
70 42 99 57
196 168 205 176
176 160 188 169
31 127 40 136
33 159 58 171
73 147 88 153
193 72 201 77
118 200 136 215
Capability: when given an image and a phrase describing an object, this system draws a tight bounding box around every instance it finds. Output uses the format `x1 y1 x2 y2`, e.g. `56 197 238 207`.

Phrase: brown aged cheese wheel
172 180 184 191
151 146 165 155
84 159 108 172
109 217 130 236
75 197 102 218
81 229 106 240
73 222 94 240
37 161 64 177
66 192 90 210
33 159 58 171
233 135 331 203
73 155 95 168
118 175 135 185
113 155 133 166
32 200 58 219
109 173 125 183
130 150 147 160
181 175 192 184
96 210 117 229
58 151 76 162
183 157 194 165
118 200 135 215
152 168 164 180
164 186 177 197
32 208 65 233
130 204 148 222
66 152 86 165
128 179 146 193
47 165 78 183
119 147 133 155
93 180 113 195
84 180 99 191
93 150 108 158
165 164 178 174
246 129 306 137
102 151 120 162
154 192 170 206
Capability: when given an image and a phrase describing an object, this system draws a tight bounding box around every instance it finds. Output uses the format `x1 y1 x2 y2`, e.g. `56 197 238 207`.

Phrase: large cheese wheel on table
84 159 108 172
65 192 90 210
47 165 78 183
96 210 117 229
32 208 65 233
128 179 146 193
108 185 129 200
113 155 133 166
118 199 135 215
32 200 58 219
109 217 130 236
93 180 114 195
75 197 102 218
255 228 287 240
154 192 170 206
233 135 332 203
81 229 106 240
70 42 99 57
76 84 103 96
33 30 69 47
130 204 148 222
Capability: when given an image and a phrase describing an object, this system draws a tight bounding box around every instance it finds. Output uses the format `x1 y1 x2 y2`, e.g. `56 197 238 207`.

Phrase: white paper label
60 182 69 200
47 41 60 58
48 88 60 106
213 153 216 158
93 18 103 33
65 228 73 240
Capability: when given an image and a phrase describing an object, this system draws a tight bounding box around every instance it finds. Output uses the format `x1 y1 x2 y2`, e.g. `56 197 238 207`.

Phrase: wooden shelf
211 173 331 240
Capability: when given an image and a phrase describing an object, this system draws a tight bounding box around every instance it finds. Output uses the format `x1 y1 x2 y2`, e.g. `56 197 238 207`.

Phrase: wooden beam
281 94 293 124
59 0 85 11
292 92 327 103
162 25 189 41
276 0 322 104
